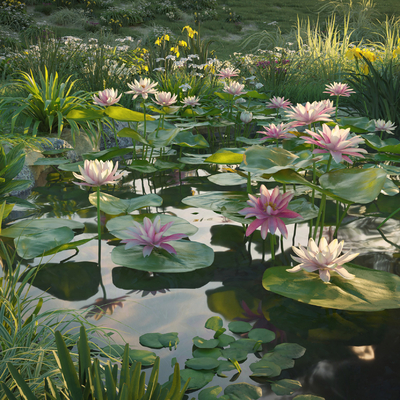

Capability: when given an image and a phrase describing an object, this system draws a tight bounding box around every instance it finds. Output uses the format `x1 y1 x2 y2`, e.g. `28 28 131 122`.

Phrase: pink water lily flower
311 99 336 116
73 160 123 187
258 122 295 140
302 124 368 164
287 237 358 282
265 96 292 109
93 88 122 106
239 185 301 239
126 78 158 100
120 216 188 257
324 82 355 97
286 102 333 127
182 95 201 107
223 81 246 96
217 67 240 79
374 119 397 134
153 91 178 107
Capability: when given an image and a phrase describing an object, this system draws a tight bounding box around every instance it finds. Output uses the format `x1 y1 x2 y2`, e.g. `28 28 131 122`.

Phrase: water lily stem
247 172 252 194
96 186 106 298
270 234 275 260
333 203 351 239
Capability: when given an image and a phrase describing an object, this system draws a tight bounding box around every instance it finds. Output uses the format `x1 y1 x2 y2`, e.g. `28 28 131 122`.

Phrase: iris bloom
93 88 122 106
182 95 200 107
73 160 123 187
265 96 292 109
239 185 301 239
286 102 333 127
374 119 397 134
217 67 240 79
258 122 295 140
120 216 188 257
223 82 246 96
302 124 368 164
324 82 355 97
153 91 177 107
287 237 358 282
126 78 158 100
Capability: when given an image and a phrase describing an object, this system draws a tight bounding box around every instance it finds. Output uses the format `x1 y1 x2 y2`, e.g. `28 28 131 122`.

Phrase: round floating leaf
193 336 220 349
362 134 400 153
262 264 400 311
230 339 260 353
228 321 252 334
262 353 294 370
208 173 247 186
89 192 163 215
169 369 214 390
270 379 302 396
294 395 325 400
205 149 245 164
185 357 220 370
249 359 281 377
193 348 222 359
111 240 214 273
319 168 387 204
128 160 157 173
139 332 179 349
217 360 237 375
220 348 247 362
105 106 153 122
199 386 230 400
173 131 210 148
205 316 223 331
217 334 235 347
16 226 74 259
224 383 262 400
148 128 180 148
273 343 306 359
107 214 198 238
34 158 70 166
248 328 276 343
182 191 248 212
103 344 156 366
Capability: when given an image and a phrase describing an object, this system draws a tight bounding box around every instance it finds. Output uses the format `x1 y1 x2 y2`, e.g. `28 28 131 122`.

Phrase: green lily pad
185 357 220 370
117 127 149 145
262 352 295 369
270 379 302 396
57 161 84 172
111 240 214 273
319 168 387 204
182 191 248 212
228 321 252 333
193 336 220 349
148 128 180 148
66 108 104 120
217 360 237 375
248 328 276 343
139 332 179 349
249 358 281 377
262 263 400 311
105 106 153 122
107 214 198 238
273 343 306 359
89 192 163 215
173 130 210 148
15 226 74 259
230 339 260 353
168 369 214 390
208 173 248 186
217 334 236 347
1 218 84 239
336 116 373 133
205 149 245 164
205 316 224 331
103 344 156 366
224 382 262 400
128 160 157 173
193 348 222 359
84 147 132 161
294 395 325 400
220 348 248 362
33 158 70 166
199 386 230 400
362 134 400 153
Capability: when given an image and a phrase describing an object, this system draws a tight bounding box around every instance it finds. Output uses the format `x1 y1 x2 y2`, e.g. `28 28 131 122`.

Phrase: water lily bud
240 111 253 124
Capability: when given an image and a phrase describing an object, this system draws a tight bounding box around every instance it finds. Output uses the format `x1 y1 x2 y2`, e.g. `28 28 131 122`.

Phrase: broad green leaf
103 344 156 366
273 343 306 359
208 172 247 186
230 339 260 353
66 108 104 120
154 159 183 170
182 191 248 212
244 90 269 99
139 332 179 349
217 360 237 375
262 353 294 369
84 147 132 161
193 348 222 359
228 321 252 333
33 158 70 165
205 149 245 164
2 218 83 239
217 334 235 347
220 348 247 362
248 328 276 343
128 160 157 173
362 134 400 153
168 369 214 390
107 214 198 238
173 130 210 148
249 358 281 377
224 383 262 400
199 386 230 400
58 161 84 172
293 395 325 400
105 106 153 121
319 168 387 204
42 238 92 256
148 128 180 148
262 263 400 311
118 128 149 145
193 337 220 349
270 379 302 396
89 192 163 215
15 226 74 259
185 357 220 370
336 116 374 133
205 316 223 331
111 240 214 273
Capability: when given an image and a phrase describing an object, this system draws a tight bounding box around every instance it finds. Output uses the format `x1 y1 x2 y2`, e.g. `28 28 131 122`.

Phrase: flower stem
333 203 351 239
270 233 275 260
96 186 105 298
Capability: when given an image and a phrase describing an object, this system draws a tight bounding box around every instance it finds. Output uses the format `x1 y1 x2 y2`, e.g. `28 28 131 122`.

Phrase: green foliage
1 325 190 400
0 0 33 31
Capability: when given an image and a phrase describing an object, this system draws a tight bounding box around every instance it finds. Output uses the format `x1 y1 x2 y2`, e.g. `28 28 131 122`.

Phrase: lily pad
105 106 153 122
224 383 262 400
167 369 214 390
362 134 400 153
249 358 281 377
220 348 248 362
139 332 179 349
182 191 248 212
199 386 229 400
230 339 260 353
193 336 220 349
273 343 306 359
128 160 157 173
15 226 74 259
217 334 236 347
205 316 224 331
228 321 252 333
248 328 276 343
107 214 198 238
173 130 210 148
103 344 156 366
205 149 245 164
262 263 400 311
89 192 163 215
270 379 302 396
208 173 247 186
185 357 220 370
319 168 387 204
193 348 222 359
111 240 214 273
262 353 295 369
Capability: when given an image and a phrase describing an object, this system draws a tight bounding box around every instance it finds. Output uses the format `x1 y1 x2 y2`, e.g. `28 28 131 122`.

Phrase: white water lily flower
287 237 358 282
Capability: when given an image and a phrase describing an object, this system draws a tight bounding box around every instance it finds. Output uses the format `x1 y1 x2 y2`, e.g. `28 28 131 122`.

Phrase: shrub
0 0 34 31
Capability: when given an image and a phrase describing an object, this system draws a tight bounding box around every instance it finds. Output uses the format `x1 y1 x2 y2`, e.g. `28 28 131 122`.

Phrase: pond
4 159 400 400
